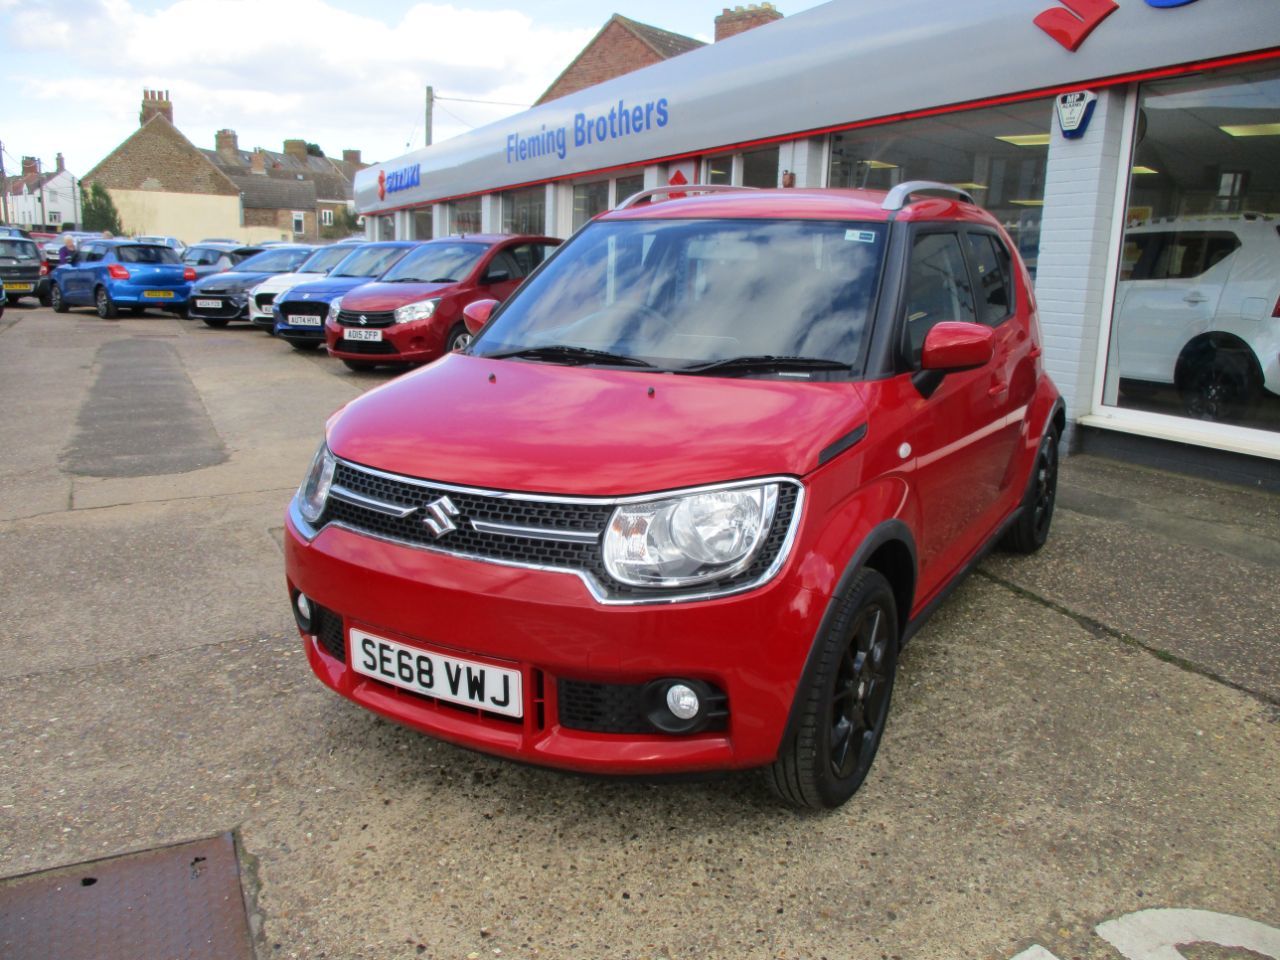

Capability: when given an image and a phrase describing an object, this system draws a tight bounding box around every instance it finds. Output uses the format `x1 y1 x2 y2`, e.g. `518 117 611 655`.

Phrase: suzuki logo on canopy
1035 0 1202 51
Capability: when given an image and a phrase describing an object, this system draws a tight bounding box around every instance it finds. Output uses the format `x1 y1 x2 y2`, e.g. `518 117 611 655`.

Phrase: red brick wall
715 4 782 42
537 22 664 104
84 118 238 197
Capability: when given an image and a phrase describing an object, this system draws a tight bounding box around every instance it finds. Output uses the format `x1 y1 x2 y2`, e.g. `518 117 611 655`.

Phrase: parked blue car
50 239 194 318
271 241 420 350
187 245 314 327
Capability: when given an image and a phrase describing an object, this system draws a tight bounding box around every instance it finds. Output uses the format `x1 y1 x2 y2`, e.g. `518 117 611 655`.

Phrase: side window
966 232 1013 326
1152 231 1240 279
903 232 975 366
486 249 521 281
83 244 105 263
505 243 552 278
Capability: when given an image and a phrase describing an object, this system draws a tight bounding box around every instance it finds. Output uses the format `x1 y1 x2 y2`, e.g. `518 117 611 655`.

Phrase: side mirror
921 321 994 372
463 298 499 334
483 268 511 285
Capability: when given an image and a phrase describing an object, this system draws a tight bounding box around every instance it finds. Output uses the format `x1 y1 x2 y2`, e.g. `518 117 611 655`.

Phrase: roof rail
881 180 975 211
614 183 757 210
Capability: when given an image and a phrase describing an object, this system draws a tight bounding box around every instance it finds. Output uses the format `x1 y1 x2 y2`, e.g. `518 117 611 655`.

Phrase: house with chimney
81 90 367 243
3 153 81 231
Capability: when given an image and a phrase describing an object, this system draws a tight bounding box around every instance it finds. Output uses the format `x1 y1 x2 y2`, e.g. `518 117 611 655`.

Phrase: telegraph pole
37 157 47 230
0 142 9 224
425 86 434 147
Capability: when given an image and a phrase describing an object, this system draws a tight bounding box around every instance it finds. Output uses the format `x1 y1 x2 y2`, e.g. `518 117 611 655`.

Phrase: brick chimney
250 150 267 175
21 156 38 179
342 149 362 167
714 3 782 41
283 139 308 160
215 129 239 159
55 153 65 173
139 88 174 126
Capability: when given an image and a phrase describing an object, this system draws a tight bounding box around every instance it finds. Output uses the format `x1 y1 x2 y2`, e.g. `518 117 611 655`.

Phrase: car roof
598 187 998 227
426 233 560 245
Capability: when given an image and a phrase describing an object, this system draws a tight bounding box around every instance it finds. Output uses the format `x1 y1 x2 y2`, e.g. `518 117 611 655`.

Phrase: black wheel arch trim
775 519 917 754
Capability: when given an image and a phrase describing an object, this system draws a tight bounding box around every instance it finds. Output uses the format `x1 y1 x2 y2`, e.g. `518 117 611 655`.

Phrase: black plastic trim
817 423 868 466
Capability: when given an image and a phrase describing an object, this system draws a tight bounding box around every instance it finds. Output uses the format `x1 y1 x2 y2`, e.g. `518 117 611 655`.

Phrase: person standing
58 235 76 265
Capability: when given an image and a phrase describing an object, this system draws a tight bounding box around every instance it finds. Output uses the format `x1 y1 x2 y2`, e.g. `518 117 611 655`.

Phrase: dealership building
354 0 1280 479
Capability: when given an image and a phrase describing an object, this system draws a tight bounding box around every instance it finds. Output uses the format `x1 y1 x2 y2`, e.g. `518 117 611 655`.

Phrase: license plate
289 315 323 327
195 298 222 309
350 629 522 718
345 329 383 342
3 282 33 291
143 290 174 299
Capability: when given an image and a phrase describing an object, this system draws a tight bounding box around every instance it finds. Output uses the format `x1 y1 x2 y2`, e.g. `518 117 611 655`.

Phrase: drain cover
0 833 254 960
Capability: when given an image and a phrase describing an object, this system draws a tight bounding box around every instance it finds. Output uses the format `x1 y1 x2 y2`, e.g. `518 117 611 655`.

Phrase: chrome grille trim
329 484 418 518
470 520 600 544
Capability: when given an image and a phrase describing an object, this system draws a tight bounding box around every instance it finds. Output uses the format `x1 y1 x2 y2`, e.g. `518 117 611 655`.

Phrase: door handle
1183 292 1208 304
1028 345 1042 359
988 381 1008 397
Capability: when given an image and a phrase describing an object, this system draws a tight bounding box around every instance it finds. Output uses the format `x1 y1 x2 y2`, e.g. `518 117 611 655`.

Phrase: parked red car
323 234 560 371
286 183 1064 808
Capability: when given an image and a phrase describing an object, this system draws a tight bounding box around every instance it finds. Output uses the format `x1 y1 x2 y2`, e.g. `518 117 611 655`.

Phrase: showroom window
704 153 733 185
573 180 609 230
376 215 395 241
828 98 1052 274
1102 64 1280 435
412 208 433 239
447 198 481 235
501 186 546 234
742 146 779 188
615 174 645 205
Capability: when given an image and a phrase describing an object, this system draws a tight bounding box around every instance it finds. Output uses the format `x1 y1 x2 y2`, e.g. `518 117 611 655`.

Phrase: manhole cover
0 833 254 960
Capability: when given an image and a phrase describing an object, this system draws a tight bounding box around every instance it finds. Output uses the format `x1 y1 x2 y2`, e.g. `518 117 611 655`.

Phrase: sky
0 0 825 179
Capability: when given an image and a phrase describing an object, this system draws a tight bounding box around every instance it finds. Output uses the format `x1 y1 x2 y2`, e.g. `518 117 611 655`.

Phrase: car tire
202 317 230 329
39 289 51 307
291 341 322 352
447 322 473 352
7 296 22 305
342 359 377 371
1178 343 1261 422
768 568 898 810
1001 427 1059 555
95 286 118 319
50 284 68 313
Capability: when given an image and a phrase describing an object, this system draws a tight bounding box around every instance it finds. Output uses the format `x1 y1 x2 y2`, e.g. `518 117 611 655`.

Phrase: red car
287 183 1064 808
323 234 560 371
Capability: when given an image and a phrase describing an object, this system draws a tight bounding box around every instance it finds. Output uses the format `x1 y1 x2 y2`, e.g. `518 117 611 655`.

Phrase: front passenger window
903 233 975 366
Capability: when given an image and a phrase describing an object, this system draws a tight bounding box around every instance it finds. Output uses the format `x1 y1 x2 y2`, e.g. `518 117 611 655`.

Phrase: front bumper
188 292 248 320
324 317 447 365
284 499 820 774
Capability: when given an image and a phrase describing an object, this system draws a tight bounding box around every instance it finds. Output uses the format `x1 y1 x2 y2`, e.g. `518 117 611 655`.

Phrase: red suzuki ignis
285 183 1063 808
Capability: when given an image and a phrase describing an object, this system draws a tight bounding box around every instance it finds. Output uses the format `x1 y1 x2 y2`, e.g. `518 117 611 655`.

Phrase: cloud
3 0 594 172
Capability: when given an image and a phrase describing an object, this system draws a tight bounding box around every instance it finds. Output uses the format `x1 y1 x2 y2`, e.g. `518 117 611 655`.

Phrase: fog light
296 593 311 620
291 590 313 634
665 683 700 720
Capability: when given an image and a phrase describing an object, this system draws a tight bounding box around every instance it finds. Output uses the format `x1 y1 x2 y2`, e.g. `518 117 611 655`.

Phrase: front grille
254 292 277 309
190 297 241 318
319 460 800 601
337 339 398 355
281 328 324 342
337 309 395 327
557 679 728 734
311 603 346 662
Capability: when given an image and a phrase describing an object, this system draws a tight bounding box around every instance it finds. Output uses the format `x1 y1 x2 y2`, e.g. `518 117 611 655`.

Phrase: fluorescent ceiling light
1131 166 1160 175
1219 123 1280 137
1010 199 1045 206
950 182 988 191
860 160 898 169
996 134 1051 147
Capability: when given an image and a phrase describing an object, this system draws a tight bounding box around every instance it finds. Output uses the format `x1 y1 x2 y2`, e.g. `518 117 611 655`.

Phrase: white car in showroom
248 240 363 330
1113 214 1280 421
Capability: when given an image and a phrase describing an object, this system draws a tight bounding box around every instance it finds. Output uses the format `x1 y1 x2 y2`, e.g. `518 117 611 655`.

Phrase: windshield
298 244 359 274
472 219 887 373
331 245 411 278
234 248 311 273
117 244 180 264
380 242 486 283
0 239 39 260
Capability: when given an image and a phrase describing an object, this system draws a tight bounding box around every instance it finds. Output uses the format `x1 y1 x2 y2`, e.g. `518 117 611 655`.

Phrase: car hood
256 270 323 295
335 280 454 311
327 353 869 495
192 271 275 294
281 276 381 303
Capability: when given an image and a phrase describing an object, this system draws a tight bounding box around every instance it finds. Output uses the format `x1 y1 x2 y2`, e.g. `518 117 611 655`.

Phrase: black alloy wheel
769 568 899 809
95 286 118 319
50 284 68 313
202 317 230 328
1180 349 1259 423
1002 428 1059 554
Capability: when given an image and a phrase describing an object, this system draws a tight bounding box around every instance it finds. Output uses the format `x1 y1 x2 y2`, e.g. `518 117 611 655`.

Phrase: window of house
320 209 334 227
448 198 481 235
500 186 546 234
292 211 306 234
573 180 609 230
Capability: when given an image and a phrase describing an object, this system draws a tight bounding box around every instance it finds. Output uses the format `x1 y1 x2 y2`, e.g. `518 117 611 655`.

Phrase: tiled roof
231 174 317 211
200 148 358 207
615 15 706 59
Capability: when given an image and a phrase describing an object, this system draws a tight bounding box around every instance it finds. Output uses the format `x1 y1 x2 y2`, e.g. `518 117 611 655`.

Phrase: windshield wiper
678 355 852 376
486 344 655 368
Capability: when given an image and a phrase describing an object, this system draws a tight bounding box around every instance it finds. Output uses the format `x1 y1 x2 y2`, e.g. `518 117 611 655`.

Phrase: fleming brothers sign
506 97 670 165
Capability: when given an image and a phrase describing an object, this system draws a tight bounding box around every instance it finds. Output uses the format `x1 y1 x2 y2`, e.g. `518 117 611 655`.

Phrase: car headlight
603 484 778 587
326 297 343 321
395 298 440 324
297 443 336 525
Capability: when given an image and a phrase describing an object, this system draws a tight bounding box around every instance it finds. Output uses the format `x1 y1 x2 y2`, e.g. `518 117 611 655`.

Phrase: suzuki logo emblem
358 314 368 325
422 496 460 538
